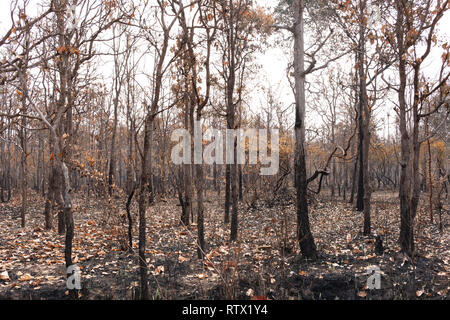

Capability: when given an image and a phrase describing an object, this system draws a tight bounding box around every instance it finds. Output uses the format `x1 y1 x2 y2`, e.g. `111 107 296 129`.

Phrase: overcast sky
0 0 448 141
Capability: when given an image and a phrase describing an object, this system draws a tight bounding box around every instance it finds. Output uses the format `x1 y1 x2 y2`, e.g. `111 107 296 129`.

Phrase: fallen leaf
154 265 164 274
437 289 448 296
18 274 33 282
357 291 367 298
346 233 352 243
0 271 10 281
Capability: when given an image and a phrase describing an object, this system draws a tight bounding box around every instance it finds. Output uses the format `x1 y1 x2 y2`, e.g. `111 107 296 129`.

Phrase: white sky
0 0 448 141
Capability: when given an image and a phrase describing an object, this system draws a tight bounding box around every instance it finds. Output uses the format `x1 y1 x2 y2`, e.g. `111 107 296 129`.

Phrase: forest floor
0 189 449 300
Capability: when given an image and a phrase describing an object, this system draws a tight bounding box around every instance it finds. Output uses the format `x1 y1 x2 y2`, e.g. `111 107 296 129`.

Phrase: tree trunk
43 164 55 230
357 0 371 235
108 97 118 196
396 4 414 255
224 164 231 223
20 124 27 228
126 187 135 252
137 115 152 300
227 1 239 242
293 0 317 258
195 161 205 258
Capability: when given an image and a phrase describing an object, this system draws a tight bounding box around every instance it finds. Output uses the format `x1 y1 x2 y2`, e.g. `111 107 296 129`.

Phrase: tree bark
396 3 414 255
293 0 317 258
356 0 371 235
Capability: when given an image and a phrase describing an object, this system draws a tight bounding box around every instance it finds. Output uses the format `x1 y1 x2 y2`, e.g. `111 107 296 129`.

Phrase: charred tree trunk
195 159 205 258
20 124 27 228
137 115 151 300
126 187 135 252
396 4 414 256
356 0 371 235
224 164 231 223
293 0 317 258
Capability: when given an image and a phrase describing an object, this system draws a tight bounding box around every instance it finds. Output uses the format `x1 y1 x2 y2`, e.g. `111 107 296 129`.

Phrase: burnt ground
0 190 449 300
